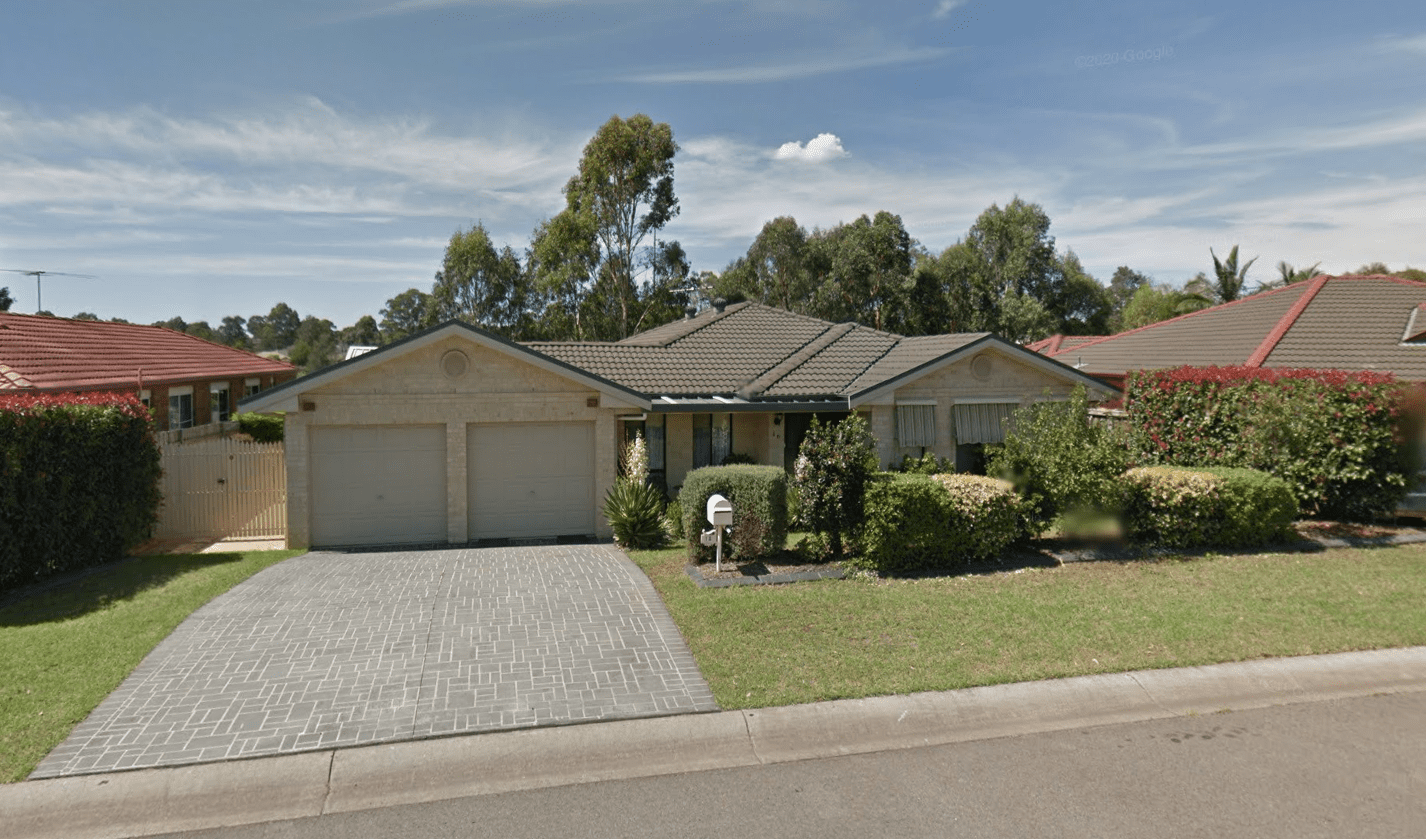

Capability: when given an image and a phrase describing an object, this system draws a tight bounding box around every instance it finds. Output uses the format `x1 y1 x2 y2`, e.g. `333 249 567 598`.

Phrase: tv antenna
0 269 97 313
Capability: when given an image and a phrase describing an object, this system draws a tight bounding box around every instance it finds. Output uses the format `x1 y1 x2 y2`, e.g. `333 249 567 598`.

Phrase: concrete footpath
4 646 1425 839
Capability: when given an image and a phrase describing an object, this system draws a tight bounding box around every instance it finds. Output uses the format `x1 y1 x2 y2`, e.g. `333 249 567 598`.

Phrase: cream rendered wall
873 349 1088 469
664 413 693 493
283 336 622 548
731 413 771 463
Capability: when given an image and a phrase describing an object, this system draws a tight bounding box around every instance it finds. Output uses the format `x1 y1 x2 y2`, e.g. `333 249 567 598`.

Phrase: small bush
1121 465 1297 549
603 478 666 550
892 452 955 474
720 452 757 465
792 415 877 558
679 465 788 563
663 497 684 543
988 385 1128 535
236 412 284 443
855 473 1020 573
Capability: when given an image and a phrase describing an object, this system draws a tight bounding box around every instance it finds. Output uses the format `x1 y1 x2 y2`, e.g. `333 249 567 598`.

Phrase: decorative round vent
441 349 469 379
970 352 993 381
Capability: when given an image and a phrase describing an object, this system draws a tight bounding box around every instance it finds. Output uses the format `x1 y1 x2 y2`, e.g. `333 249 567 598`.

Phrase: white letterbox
706 494 733 527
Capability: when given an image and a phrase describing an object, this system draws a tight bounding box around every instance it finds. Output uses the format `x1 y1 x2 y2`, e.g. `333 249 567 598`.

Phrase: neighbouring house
1031 274 1426 388
0 312 297 430
240 301 1113 549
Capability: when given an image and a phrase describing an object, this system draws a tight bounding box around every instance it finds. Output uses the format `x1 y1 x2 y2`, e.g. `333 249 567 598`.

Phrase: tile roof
0 312 296 391
1038 275 1426 381
528 302 991 400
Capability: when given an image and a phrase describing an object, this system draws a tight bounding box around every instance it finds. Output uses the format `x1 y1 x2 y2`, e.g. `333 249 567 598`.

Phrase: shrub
602 478 666 550
0 392 162 591
1125 366 1413 520
663 497 684 543
679 465 788 563
891 452 955 475
235 412 284 443
856 473 1020 573
1120 465 1297 549
720 452 757 465
987 385 1128 534
792 415 877 558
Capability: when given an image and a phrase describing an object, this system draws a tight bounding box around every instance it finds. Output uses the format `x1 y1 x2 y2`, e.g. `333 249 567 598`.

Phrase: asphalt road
159 691 1426 839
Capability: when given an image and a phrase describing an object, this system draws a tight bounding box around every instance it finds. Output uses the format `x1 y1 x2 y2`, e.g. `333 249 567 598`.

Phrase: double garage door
309 422 595 547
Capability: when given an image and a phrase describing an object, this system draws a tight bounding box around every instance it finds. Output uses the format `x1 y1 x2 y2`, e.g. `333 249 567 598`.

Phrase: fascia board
237 320 650 414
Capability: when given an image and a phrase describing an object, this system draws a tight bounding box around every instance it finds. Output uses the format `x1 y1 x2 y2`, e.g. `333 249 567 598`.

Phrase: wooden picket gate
155 434 286 540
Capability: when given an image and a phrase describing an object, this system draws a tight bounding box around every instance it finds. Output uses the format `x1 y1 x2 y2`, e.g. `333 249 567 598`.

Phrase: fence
155 433 286 540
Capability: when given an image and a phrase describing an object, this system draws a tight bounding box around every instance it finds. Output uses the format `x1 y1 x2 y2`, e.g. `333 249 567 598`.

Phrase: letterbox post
706 494 733 572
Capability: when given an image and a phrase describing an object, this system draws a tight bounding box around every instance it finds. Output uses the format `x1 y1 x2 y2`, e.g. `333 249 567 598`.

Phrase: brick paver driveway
32 544 717 778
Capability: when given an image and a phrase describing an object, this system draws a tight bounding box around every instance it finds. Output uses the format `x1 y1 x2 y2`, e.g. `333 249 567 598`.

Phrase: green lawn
0 549 300 783
627 542 1426 710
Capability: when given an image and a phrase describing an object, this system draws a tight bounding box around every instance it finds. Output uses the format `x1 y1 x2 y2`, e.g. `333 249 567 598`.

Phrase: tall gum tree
530 114 682 340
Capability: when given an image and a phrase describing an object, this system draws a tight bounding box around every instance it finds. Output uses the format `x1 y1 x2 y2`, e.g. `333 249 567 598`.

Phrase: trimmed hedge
1121 465 1297 549
1 392 163 591
1125 366 1413 520
679 465 789 563
856 473 1020 573
236 412 284 443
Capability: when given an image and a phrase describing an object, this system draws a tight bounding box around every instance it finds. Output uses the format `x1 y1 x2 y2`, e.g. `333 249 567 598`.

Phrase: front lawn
628 543 1426 710
0 549 300 783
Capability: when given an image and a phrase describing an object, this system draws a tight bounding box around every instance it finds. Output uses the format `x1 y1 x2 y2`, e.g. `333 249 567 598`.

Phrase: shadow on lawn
0 552 247 627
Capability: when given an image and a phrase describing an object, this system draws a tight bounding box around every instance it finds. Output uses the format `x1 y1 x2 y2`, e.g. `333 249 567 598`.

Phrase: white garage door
310 425 447 547
468 422 595 539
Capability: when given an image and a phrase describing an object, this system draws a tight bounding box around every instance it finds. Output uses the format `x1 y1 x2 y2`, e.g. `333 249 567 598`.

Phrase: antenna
0 269 97 313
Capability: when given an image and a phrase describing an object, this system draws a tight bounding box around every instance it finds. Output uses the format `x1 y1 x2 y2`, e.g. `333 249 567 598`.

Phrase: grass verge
627 543 1426 710
0 550 300 783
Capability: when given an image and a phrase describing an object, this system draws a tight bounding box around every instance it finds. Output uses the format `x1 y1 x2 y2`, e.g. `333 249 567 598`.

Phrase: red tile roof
0 313 295 392
1038 275 1426 381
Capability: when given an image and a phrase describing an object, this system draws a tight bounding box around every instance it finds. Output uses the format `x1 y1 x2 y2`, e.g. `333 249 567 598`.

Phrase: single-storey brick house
240 301 1114 548
0 312 296 429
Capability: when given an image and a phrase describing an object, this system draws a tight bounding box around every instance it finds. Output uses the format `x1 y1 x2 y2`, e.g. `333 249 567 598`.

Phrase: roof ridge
735 322 855 398
1246 274 1330 367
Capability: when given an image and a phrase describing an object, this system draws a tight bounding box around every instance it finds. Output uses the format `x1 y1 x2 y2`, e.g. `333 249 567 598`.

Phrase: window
168 386 195 430
952 402 1019 445
896 403 937 448
210 383 231 423
692 413 732 469
139 389 151 410
244 377 262 397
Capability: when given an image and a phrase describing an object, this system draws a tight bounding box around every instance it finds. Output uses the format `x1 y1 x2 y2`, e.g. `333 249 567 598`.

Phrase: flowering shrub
856 473 1020 572
604 432 664 549
1 391 162 591
1121 465 1297 548
1125 366 1414 520
792 415 877 558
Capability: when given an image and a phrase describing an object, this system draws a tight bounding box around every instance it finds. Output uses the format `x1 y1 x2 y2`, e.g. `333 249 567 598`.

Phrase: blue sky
1 0 1423 328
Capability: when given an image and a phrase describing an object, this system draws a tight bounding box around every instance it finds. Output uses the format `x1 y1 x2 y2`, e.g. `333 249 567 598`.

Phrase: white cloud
932 0 967 19
1378 32 1426 54
773 133 848 163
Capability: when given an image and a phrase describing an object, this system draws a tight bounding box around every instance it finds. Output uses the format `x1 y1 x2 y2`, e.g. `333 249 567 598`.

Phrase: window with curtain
693 413 733 468
896 404 936 448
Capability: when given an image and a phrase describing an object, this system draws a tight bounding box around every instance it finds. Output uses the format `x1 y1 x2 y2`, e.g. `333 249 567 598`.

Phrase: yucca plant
604 477 667 549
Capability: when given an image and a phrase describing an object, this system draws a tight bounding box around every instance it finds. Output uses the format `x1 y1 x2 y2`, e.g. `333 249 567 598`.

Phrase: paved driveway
32 544 717 778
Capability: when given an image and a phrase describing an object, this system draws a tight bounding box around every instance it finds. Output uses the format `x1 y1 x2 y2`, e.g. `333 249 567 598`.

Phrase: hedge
1121 465 1297 549
1125 366 1414 520
0 392 163 591
679 465 788 563
856 473 1020 573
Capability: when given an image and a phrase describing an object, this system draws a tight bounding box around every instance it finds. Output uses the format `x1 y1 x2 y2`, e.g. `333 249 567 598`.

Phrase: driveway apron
31 544 717 778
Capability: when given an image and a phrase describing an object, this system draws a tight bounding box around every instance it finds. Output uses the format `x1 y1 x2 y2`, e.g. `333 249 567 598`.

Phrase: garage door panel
311 425 446 547
469 422 594 539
